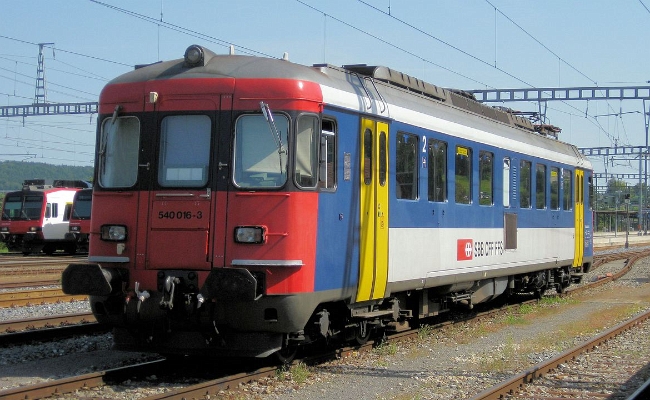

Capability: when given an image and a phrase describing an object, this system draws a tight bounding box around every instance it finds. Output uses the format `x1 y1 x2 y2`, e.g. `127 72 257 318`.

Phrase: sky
1 0 649 182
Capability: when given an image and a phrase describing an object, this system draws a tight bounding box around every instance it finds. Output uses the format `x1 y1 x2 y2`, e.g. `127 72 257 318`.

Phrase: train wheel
43 244 55 255
66 244 77 255
354 321 371 345
274 343 298 365
274 334 298 365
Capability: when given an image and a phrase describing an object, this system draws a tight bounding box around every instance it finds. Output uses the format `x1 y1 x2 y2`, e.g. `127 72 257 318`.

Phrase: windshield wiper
21 210 31 220
260 101 286 173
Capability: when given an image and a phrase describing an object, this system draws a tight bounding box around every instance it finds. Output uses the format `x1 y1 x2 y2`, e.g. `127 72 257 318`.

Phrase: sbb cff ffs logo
457 239 473 261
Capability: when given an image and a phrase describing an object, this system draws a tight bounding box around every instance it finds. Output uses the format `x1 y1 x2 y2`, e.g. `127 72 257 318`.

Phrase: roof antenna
229 45 235 55
282 52 289 61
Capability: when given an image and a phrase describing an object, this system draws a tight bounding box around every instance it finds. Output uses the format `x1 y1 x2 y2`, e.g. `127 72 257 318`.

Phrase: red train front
65 188 93 254
63 46 326 358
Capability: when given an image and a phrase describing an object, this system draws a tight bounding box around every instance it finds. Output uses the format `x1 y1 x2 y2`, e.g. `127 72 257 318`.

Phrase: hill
0 161 94 191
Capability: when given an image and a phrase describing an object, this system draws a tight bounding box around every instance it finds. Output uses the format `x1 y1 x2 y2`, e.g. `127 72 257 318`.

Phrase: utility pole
34 43 54 105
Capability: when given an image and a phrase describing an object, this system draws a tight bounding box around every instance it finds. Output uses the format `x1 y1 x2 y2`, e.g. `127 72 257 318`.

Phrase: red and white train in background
65 188 93 254
1 179 91 255
63 45 593 361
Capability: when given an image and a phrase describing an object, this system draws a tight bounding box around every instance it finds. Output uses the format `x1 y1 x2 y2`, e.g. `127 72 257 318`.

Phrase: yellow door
573 169 584 268
357 118 389 302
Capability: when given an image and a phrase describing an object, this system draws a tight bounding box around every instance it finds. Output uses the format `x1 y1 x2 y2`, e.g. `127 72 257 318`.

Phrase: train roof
111 46 555 134
106 45 589 168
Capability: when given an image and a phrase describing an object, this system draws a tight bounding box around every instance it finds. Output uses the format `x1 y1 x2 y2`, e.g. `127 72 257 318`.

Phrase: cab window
233 114 289 188
158 115 211 187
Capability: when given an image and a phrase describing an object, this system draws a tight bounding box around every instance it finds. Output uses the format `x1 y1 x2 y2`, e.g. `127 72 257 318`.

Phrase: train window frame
503 157 511 208
588 175 594 210
479 150 494 206
98 116 140 189
319 118 337 191
294 113 319 189
379 131 387 187
428 139 447 203
63 203 72 222
24 195 43 220
233 113 289 189
363 129 373 185
158 115 211 188
519 160 532 209
535 163 547 210
396 131 418 200
550 167 560 210
45 202 58 219
562 169 572 210
455 145 472 205
1 194 22 220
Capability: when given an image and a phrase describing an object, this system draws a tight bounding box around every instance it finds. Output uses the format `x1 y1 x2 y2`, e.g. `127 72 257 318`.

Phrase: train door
573 169 584 267
356 117 389 302
143 96 224 271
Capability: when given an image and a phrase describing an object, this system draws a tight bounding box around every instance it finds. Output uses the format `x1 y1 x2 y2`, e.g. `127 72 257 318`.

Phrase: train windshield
72 192 92 219
233 114 289 188
98 116 140 188
1 193 43 220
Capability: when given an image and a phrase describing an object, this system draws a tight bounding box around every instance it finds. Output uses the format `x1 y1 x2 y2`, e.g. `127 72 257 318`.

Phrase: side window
550 167 560 210
536 164 546 210
45 203 51 219
319 119 336 190
519 160 531 208
294 114 319 188
158 115 211 187
455 145 472 204
428 139 447 202
379 131 387 187
51 203 58 218
479 150 493 206
503 157 511 208
562 169 572 210
63 203 72 221
396 132 418 200
98 116 140 189
588 175 593 210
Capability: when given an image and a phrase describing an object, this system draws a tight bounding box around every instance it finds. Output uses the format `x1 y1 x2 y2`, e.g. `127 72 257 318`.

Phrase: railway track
470 309 650 400
0 254 87 289
0 311 96 334
0 360 168 400
0 288 87 308
0 248 648 399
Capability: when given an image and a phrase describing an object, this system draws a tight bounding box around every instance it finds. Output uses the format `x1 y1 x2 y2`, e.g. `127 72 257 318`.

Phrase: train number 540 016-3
158 211 203 220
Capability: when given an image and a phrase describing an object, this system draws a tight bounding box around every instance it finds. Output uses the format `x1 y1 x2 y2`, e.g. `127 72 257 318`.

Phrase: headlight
70 226 81 232
234 226 266 244
0 227 8 233
100 225 127 242
28 226 42 232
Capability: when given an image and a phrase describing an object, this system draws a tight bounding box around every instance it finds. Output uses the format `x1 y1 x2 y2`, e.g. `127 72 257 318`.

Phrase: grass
0 242 7 253
417 324 435 339
276 362 310 385
374 341 398 357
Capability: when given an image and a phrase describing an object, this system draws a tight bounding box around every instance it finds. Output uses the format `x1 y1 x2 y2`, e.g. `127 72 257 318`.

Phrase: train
1 179 92 255
62 45 593 361
65 188 93 254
